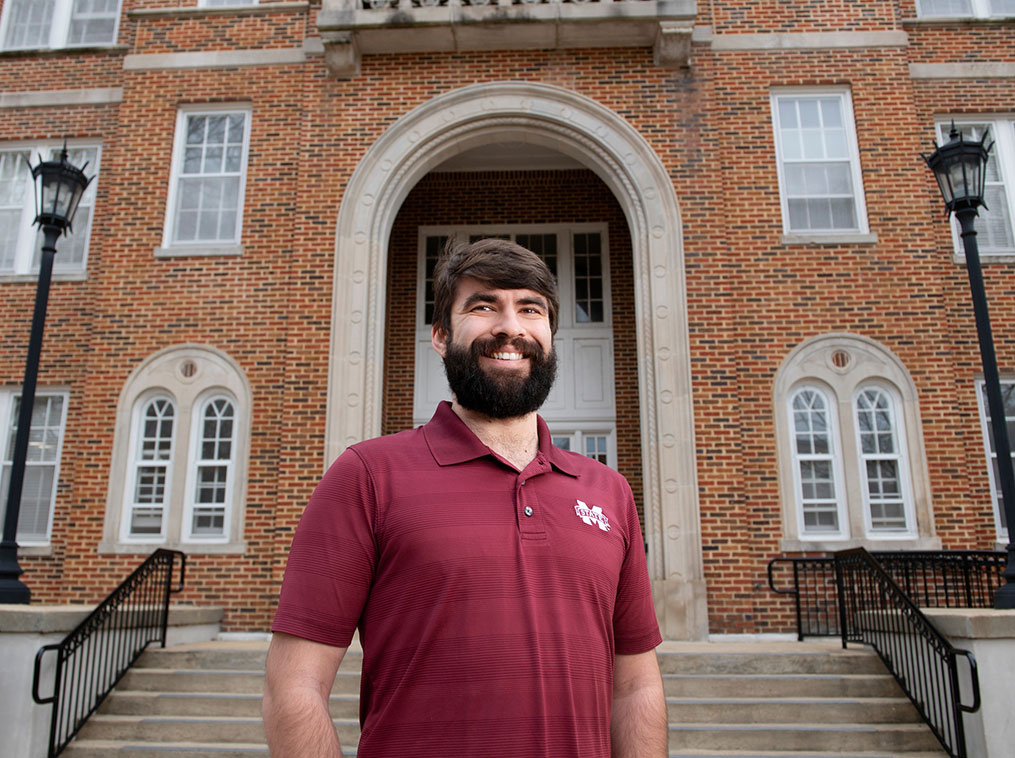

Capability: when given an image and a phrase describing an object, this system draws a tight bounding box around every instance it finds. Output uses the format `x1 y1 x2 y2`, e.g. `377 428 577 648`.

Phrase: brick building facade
1 0 1013 638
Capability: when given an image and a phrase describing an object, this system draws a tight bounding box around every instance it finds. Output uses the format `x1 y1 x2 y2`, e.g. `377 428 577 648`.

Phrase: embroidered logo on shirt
575 500 611 532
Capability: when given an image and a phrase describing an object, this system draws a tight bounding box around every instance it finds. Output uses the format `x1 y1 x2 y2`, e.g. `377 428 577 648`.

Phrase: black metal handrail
31 549 185 758
835 548 980 758
768 550 1004 639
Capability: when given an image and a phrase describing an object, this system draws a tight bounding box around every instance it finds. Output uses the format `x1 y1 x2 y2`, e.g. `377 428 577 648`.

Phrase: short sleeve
612 482 662 655
271 448 379 647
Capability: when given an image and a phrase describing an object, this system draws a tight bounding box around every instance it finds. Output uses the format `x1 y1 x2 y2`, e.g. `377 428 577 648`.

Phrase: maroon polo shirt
272 401 661 758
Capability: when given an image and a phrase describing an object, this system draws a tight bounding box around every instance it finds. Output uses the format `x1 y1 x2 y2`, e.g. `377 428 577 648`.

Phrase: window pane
777 95 862 233
2 393 64 542
3 0 55 49
67 0 119 46
855 388 910 532
981 381 1015 534
792 389 841 533
0 151 30 271
174 110 247 242
917 0 973 15
573 232 604 324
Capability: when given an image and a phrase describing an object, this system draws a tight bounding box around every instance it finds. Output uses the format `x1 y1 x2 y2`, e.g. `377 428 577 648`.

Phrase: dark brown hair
432 237 560 336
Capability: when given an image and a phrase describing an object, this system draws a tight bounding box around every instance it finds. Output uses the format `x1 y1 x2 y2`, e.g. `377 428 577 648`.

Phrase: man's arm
263 632 347 758
610 649 667 758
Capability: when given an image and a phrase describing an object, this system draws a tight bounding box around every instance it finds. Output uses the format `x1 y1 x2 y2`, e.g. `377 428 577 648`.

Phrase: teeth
491 352 523 361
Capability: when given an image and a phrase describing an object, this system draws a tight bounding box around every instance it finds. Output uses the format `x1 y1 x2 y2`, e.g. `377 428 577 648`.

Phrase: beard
442 334 557 420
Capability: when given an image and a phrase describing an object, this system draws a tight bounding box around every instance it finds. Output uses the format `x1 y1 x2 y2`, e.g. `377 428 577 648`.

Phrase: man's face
432 278 557 419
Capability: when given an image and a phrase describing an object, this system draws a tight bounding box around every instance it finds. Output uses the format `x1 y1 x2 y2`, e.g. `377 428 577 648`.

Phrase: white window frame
788 385 849 539
770 88 869 237
916 0 1015 18
935 117 1015 259
0 140 101 278
852 383 917 538
0 388 69 547
161 104 252 255
121 393 176 543
0 0 122 51
975 378 1013 542
549 426 618 470
774 334 937 552
103 345 251 554
182 392 236 542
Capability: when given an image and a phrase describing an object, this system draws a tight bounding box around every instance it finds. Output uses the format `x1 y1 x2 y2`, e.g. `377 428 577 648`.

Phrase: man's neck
450 401 540 472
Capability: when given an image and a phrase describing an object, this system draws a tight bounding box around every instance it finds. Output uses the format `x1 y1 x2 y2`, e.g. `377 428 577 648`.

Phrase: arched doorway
326 81 707 639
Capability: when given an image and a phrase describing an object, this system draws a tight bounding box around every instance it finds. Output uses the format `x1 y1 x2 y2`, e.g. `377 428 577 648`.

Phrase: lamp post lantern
0 145 91 604
923 124 1015 609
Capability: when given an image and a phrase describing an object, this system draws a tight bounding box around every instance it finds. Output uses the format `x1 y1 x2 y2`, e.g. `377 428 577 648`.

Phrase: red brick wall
0 0 1012 633
382 169 644 519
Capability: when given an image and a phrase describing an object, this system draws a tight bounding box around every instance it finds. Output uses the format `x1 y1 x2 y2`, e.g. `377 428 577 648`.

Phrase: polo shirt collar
424 401 580 478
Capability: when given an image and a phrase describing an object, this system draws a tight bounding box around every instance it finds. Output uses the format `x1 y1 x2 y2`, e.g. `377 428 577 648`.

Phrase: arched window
103 345 250 553
124 396 176 539
185 395 235 539
774 334 936 551
789 386 846 536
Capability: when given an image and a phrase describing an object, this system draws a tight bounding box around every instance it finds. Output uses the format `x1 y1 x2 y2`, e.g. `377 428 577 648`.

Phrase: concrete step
656 650 886 676
104 690 361 719
76 715 362 747
666 697 920 724
663 673 902 698
65 640 950 757
668 723 945 754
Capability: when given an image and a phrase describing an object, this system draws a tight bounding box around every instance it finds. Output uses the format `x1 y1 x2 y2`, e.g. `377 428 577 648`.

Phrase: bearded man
263 238 665 758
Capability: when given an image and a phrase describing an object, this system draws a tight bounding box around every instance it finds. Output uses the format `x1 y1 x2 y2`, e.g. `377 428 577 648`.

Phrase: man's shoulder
347 425 429 462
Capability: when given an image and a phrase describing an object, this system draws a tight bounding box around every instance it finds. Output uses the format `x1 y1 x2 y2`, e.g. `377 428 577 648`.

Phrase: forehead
452 277 549 307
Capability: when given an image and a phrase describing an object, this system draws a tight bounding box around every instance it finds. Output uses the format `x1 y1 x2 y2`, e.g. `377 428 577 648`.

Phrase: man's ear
432 324 448 358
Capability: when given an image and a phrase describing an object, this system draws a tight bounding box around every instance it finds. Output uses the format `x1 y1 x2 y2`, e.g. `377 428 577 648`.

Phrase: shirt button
524 506 533 517
520 480 526 486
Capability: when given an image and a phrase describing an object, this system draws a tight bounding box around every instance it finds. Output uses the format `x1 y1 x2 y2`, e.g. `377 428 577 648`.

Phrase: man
263 238 666 757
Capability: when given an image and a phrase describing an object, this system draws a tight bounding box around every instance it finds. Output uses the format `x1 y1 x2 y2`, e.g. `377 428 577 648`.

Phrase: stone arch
326 81 706 639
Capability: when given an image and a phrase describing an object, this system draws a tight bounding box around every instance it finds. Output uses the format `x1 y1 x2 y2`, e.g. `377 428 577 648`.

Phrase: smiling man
263 238 666 758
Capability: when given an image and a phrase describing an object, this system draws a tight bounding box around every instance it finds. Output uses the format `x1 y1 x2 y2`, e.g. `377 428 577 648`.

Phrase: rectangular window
936 119 1015 256
0 143 100 276
976 380 1014 540
1 0 120 50
917 0 1015 17
771 90 868 235
164 106 251 250
0 391 68 545
551 429 616 469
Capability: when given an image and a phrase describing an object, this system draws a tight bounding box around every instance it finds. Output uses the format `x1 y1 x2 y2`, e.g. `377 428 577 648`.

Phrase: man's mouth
490 351 525 361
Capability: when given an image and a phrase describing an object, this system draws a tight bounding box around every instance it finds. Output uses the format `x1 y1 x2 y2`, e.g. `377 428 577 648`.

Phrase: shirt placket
516 454 551 539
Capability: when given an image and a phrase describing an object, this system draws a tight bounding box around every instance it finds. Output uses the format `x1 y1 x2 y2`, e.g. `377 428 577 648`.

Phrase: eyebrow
460 292 548 311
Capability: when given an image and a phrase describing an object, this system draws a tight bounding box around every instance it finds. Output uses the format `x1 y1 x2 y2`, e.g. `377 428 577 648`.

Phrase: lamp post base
0 542 31 603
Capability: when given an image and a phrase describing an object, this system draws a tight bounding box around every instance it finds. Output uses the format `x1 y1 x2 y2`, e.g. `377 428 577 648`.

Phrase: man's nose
492 309 526 338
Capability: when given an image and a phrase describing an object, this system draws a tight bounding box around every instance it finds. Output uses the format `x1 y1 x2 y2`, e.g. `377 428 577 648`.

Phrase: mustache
469 336 544 360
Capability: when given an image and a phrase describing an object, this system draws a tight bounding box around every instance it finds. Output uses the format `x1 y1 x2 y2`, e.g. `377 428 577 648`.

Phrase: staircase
62 639 948 757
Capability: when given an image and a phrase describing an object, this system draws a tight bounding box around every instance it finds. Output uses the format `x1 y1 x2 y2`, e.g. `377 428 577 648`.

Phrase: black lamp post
0 145 91 604
923 125 1015 609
